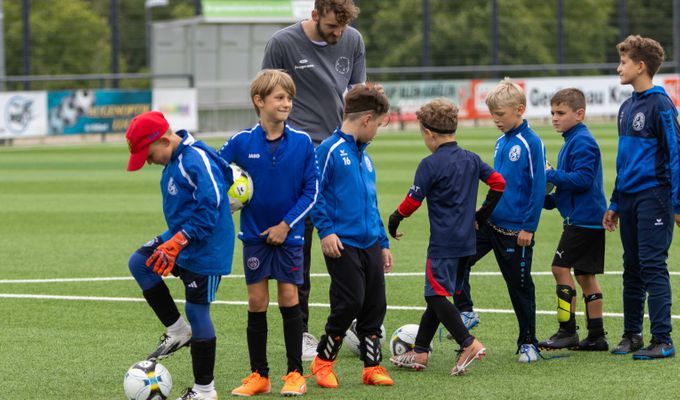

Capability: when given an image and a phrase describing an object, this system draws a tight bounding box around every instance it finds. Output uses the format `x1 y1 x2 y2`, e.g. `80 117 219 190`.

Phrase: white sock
193 380 215 394
167 316 190 336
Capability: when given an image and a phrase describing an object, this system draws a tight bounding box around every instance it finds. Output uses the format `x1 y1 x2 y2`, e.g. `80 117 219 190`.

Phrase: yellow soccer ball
228 165 254 212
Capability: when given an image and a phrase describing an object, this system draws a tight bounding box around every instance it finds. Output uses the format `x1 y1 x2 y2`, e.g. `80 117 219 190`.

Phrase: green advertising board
203 0 312 21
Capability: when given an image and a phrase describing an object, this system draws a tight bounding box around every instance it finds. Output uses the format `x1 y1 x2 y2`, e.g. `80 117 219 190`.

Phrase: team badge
335 57 350 74
632 112 645 131
509 145 521 162
247 257 260 270
364 155 373 172
167 177 178 195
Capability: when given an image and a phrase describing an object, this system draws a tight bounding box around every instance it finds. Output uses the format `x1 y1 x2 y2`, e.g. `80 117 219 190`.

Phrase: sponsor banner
0 92 48 138
203 0 313 20
152 88 198 131
382 80 472 122
48 90 151 135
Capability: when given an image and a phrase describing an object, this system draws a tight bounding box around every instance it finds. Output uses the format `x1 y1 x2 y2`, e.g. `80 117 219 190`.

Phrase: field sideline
1 121 679 399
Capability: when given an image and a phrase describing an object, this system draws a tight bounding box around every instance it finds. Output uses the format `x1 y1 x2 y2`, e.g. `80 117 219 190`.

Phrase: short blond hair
617 35 665 78
485 78 526 110
416 99 458 134
250 69 296 116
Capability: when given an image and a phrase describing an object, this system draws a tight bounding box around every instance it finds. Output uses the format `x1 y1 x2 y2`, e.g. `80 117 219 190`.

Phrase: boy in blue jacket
309 84 394 388
219 69 318 396
537 88 609 352
454 78 547 362
126 111 235 400
603 35 680 359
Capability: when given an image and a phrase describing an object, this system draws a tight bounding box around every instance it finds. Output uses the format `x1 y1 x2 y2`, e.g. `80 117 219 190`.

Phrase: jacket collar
334 128 369 152
171 130 195 161
561 122 584 140
504 119 528 137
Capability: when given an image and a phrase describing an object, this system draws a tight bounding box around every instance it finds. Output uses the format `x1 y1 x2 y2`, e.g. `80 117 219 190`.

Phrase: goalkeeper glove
388 210 404 239
146 231 189 276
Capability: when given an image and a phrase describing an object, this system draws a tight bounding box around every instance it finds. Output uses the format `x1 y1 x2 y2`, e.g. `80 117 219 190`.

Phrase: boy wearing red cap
126 111 235 400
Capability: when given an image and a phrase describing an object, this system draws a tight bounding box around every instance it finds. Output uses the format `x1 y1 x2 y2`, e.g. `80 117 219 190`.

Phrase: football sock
190 338 216 385
361 335 382 367
247 311 269 377
584 293 604 337
167 315 190 336
317 334 343 361
556 284 576 329
425 295 471 346
185 302 214 340
414 304 439 353
143 282 181 328
280 305 303 374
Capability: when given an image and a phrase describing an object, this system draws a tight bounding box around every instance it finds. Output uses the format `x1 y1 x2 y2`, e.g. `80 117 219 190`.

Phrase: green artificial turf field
1 121 678 399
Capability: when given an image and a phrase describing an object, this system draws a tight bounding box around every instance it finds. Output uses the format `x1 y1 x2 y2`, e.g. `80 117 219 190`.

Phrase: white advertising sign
0 91 48 138
152 88 198 131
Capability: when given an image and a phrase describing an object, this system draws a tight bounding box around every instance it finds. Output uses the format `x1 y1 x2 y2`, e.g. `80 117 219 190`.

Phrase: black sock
414 305 439 353
361 335 382 367
280 305 303 374
317 334 343 361
425 296 472 346
247 311 268 377
191 337 216 385
587 317 604 337
143 282 180 327
559 314 577 333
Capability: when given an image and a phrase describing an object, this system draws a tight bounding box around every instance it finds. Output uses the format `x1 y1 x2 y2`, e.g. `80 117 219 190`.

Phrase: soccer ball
228 164 254 212
389 324 432 357
343 319 387 356
123 360 172 400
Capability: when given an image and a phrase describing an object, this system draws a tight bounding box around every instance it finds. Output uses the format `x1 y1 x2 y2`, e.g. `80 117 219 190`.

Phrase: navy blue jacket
160 131 234 276
490 120 547 232
544 123 607 227
218 123 319 246
610 85 680 214
311 129 389 249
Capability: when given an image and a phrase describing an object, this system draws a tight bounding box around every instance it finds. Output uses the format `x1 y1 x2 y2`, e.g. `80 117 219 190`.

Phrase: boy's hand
674 214 680 228
146 231 189 276
602 210 619 231
260 221 290 246
382 248 393 273
517 230 533 247
320 234 344 258
388 210 404 239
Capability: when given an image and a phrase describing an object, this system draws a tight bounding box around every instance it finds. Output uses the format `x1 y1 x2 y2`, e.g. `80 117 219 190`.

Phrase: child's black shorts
551 225 605 275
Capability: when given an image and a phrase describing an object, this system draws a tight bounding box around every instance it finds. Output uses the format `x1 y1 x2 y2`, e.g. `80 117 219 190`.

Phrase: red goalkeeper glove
146 231 189 276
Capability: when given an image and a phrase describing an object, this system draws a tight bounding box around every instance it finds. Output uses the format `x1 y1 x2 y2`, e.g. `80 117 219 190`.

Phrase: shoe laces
179 388 198 399
282 371 302 383
365 365 389 376
241 372 263 385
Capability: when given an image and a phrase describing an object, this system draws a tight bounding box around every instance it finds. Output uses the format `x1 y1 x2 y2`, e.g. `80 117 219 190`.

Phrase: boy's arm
521 139 547 232
349 34 367 87
476 161 505 225
217 133 237 164
658 108 680 215
388 161 430 239
282 140 320 229
547 137 599 191
310 145 335 239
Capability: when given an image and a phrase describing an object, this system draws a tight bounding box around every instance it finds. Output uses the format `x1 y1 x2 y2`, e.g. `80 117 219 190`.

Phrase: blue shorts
243 243 303 285
424 257 464 297
175 268 221 304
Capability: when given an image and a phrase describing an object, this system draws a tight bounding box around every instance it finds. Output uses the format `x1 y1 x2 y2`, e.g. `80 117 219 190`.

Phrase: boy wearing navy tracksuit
309 84 394 388
604 35 680 359
454 78 547 362
219 70 318 396
387 99 505 376
537 89 609 352
126 111 234 400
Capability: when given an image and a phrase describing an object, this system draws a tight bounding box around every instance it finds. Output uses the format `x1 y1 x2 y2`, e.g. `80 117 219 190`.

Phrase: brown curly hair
315 0 360 25
617 35 665 78
416 99 459 134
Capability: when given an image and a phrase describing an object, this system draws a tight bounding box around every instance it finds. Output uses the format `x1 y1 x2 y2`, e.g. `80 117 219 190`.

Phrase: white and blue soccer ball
343 319 387 356
123 360 172 400
228 165 254 212
389 324 432 357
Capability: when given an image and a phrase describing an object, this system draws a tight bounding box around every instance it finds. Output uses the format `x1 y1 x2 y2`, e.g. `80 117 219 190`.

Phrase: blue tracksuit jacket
544 123 607 227
160 131 234 276
311 129 389 249
218 122 318 246
489 120 546 232
610 85 680 214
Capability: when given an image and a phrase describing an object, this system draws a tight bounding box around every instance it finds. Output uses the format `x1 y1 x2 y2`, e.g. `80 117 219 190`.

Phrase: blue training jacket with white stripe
609 85 680 214
489 119 547 232
160 130 235 276
311 128 389 250
217 122 319 246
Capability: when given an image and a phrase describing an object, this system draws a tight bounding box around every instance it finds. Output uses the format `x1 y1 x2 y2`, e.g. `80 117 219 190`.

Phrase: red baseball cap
126 111 170 171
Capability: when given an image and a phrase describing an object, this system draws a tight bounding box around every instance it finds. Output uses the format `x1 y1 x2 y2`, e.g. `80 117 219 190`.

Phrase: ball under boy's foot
389 350 428 371
518 344 541 363
301 332 319 362
175 388 218 400
362 365 393 385
576 334 609 351
611 333 643 355
231 371 271 396
450 338 486 376
280 371 307 396
537 328 579 350
148 330 192 360
632 339 675 360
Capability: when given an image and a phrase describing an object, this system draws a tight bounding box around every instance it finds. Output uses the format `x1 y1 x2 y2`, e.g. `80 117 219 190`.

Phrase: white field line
2 270 680 284
1 292 679 320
